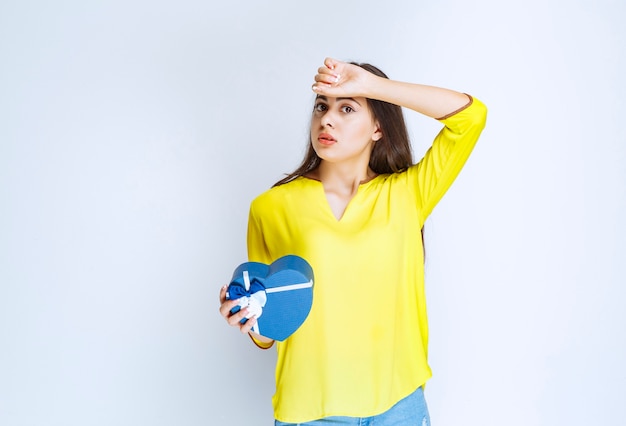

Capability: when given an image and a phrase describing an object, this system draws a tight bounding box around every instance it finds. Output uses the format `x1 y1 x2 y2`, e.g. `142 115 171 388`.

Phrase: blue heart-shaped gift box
226 255 314 341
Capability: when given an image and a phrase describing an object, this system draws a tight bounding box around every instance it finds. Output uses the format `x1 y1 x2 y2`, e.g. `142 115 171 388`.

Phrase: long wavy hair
274 62 414 186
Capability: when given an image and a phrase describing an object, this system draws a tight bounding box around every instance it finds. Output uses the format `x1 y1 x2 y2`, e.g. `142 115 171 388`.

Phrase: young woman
219 57 487 425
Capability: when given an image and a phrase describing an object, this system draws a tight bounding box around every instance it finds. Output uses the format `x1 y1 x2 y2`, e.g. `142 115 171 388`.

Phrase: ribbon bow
227 271 268 322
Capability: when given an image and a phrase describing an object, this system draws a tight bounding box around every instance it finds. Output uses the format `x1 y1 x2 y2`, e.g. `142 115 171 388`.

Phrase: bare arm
312 57 470 119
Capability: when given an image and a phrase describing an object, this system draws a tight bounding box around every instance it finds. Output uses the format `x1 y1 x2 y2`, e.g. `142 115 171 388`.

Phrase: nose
321 109 335 128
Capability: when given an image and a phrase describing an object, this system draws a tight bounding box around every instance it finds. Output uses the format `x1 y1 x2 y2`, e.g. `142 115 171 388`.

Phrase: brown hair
274 62 414 187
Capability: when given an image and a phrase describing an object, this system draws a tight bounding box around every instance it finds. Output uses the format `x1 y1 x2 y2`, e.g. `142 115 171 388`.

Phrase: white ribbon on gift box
237 270 313 336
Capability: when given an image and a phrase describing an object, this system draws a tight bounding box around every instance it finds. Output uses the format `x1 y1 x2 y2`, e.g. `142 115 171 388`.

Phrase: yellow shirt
247 97 487 423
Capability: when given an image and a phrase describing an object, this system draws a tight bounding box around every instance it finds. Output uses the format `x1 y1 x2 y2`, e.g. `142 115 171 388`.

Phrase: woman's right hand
219 286 275 347
218 285 259 334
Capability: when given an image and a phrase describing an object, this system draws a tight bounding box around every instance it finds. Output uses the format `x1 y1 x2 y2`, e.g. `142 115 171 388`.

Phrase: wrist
248 332 275 349
361 73 387 99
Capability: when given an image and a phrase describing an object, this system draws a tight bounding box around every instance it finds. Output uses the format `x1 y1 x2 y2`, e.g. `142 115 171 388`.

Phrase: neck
316 161 377 194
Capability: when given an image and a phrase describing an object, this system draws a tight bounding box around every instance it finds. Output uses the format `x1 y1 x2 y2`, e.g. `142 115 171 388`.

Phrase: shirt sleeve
246 199 273 264
410 95 488 224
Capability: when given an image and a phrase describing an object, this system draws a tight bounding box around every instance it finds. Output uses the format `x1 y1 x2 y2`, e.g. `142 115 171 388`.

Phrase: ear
372 122 382 142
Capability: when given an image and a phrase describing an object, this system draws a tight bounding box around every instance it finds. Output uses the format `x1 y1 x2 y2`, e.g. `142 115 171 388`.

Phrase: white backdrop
1 0 624 425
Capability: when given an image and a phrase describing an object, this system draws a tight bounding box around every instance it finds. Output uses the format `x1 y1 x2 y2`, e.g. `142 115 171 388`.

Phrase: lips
318 133 336 146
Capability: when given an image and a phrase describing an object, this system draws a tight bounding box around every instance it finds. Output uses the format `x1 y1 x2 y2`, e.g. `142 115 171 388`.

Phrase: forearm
313 58 471 119
363 75 470 120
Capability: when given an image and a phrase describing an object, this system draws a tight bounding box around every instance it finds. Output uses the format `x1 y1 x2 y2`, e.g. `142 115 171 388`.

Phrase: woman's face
310 95 381 166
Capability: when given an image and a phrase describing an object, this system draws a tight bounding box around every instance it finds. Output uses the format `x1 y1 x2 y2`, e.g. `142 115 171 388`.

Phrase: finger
324 57 340 71
312 70 342 94
317 64 340 81
218 285 227 304
312 82 331 94
226 306 249 326
312 79 345 95
317 65 338 78
240 315 258 334
314 73 339 85
219 297 241 318
312 83 338 95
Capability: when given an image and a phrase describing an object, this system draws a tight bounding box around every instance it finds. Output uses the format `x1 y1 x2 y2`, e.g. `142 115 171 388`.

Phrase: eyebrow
315 95 362 107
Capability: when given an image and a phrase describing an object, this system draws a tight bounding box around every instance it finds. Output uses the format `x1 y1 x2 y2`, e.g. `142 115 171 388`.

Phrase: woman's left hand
312 57 376 98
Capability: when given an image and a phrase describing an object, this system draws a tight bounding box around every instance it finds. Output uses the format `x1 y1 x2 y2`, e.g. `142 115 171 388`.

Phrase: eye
341 105 354 113
314 102 328 112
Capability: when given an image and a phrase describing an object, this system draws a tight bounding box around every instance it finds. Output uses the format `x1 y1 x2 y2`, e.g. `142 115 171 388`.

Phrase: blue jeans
274 386 430 426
